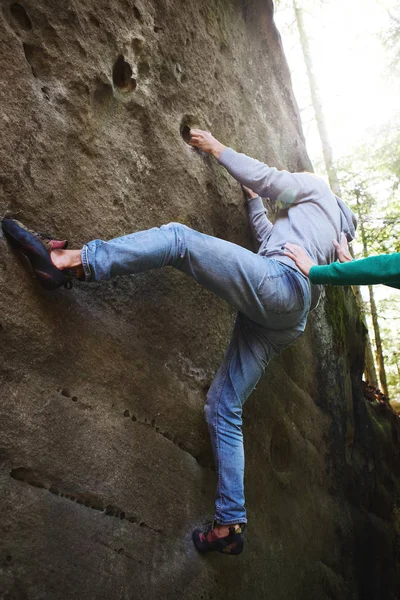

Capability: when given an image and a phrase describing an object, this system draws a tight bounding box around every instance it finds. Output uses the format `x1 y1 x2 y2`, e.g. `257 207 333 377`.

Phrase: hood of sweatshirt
335 196 357 242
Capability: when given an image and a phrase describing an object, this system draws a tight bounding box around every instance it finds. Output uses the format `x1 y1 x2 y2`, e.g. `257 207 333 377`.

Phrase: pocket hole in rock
10 3 32 31
180 116 207 157
112 55 137 92
180 115 202 144
180 125 192 144
89 14 100 28
41 86 50 100
133 6 142 20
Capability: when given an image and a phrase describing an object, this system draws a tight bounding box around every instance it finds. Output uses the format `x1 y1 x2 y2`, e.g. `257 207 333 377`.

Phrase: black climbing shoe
192 522 245 555
2 217 73 290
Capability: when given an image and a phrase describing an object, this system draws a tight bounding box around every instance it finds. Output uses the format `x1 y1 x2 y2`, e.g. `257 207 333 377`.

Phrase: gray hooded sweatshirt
218 148 357 310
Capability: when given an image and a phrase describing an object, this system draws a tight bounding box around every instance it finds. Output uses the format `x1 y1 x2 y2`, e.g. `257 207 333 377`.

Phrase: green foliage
335 120 400 400
336 125 400 256
374 121 400 188
382 6 400 81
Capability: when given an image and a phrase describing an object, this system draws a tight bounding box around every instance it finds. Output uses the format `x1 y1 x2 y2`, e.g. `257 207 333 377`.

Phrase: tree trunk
355 194 389 396
364 335 379 387
292 0 341 195
352 284 379 386
368 285 389 397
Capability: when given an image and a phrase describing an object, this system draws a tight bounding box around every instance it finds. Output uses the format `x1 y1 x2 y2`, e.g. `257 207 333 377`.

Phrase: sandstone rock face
0 1 399 598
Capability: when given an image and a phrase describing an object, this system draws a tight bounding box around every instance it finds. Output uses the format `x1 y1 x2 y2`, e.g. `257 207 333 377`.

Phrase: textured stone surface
0 1 399 598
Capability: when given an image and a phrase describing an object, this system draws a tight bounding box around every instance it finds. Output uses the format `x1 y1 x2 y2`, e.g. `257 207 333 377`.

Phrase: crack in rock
10 467 162 533
96 540 144 564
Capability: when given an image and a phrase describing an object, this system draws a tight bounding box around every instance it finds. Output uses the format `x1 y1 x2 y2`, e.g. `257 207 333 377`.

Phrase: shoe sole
2 218 67 290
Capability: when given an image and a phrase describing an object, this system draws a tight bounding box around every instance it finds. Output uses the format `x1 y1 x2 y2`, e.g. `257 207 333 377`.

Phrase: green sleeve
309 253 400 289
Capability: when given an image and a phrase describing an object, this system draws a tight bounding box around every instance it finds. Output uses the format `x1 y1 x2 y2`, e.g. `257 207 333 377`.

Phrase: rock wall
0 1 399 598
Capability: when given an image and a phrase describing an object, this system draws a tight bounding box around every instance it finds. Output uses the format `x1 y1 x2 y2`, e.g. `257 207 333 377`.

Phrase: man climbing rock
2 129 357 555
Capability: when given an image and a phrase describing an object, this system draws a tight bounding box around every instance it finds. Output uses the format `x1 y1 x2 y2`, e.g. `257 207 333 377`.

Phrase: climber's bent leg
81 222 283 324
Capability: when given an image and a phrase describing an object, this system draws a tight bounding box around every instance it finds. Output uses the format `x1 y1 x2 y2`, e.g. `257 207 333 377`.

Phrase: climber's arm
189 129 328 203
242 186 273 247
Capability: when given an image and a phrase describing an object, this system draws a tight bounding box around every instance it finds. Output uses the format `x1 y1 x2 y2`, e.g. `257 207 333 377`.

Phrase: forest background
275 0 400 401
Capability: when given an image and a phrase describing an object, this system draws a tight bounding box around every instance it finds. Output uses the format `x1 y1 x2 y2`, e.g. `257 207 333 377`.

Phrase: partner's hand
333 232 352 263
242 185 259 199
283 243 315 277
189 129 226 158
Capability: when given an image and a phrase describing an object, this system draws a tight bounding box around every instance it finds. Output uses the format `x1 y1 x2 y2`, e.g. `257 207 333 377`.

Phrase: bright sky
275 0 400 398
275 0 400 165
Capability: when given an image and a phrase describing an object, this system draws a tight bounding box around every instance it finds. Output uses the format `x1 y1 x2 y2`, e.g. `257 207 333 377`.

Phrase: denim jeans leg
204 314 277 525
82 223 275 325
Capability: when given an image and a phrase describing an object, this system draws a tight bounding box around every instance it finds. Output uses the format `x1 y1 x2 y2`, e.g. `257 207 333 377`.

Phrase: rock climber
2 129 357 555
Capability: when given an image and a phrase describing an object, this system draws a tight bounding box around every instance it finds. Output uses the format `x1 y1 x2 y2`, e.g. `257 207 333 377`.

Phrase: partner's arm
284 242 400 289
309 253 400 288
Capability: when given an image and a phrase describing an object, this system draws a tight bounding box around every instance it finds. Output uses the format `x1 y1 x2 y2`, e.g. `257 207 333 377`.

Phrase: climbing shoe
2 217 73 290
192 522 245 555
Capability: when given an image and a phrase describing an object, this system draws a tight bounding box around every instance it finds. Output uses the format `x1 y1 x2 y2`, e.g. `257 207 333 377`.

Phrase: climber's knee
160 222 190 233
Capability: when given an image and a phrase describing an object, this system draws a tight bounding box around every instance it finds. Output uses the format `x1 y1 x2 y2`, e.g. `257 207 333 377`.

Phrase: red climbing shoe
192 522 245 555
2 217 73 290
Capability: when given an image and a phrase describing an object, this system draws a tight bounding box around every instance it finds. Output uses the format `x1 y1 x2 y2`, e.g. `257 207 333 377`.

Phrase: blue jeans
82 223 311 524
